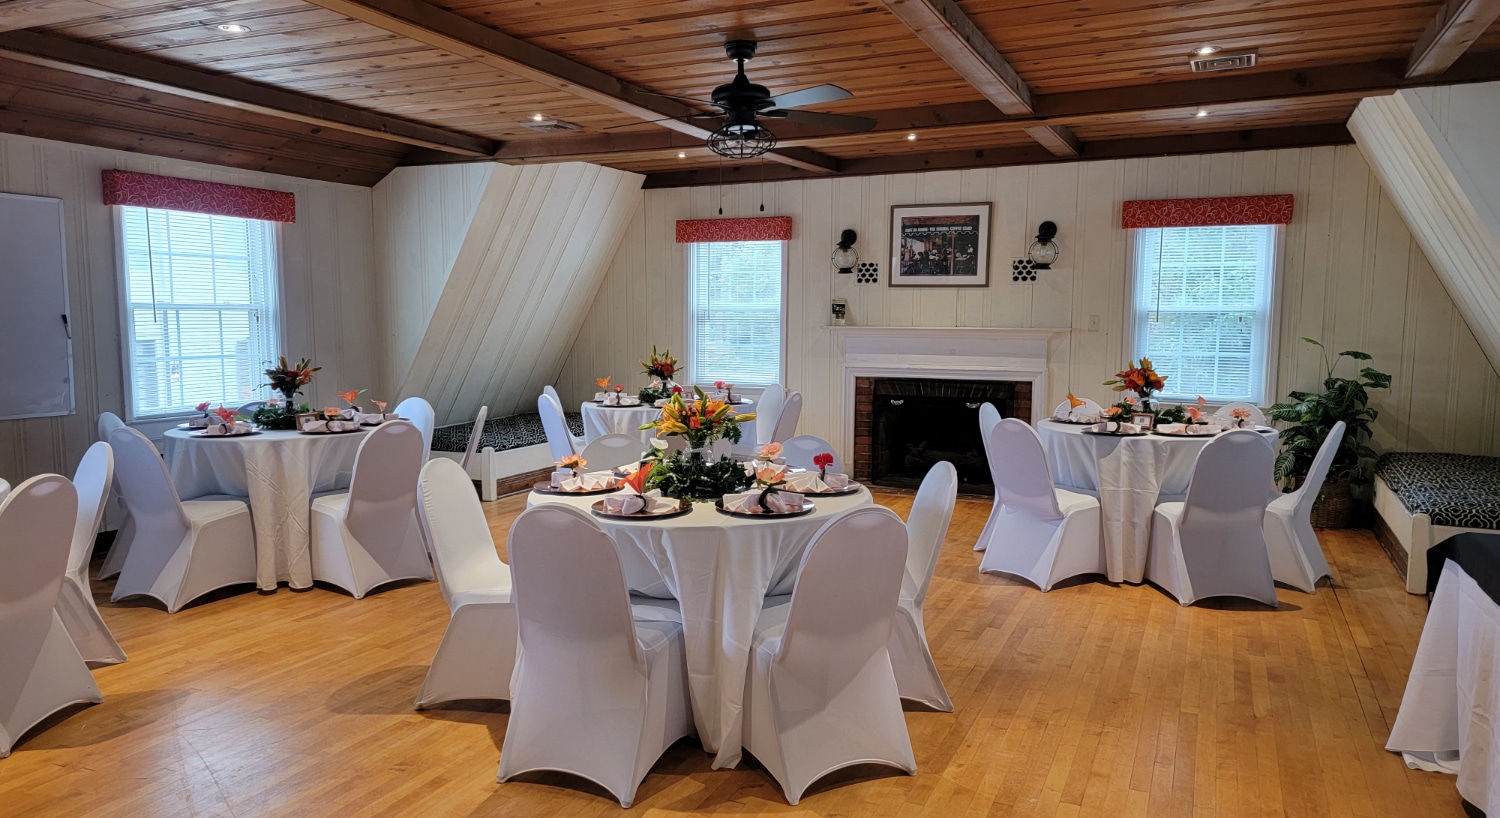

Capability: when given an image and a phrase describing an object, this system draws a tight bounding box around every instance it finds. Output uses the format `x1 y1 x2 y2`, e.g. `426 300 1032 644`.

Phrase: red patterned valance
102 170 296 223
675 216 792 243
1121 194 1293 229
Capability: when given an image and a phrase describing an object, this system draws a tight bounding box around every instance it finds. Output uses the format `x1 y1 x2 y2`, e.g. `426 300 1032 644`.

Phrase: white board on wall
0 192 74 420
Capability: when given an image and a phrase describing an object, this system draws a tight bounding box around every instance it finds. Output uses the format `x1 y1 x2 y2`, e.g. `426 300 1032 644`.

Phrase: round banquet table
1036 420 1277 584
162 427 368 591
526 485 873 770
579 401 661 445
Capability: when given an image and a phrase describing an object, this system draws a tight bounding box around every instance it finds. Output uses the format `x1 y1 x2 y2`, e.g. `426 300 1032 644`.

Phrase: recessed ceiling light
1195 108 1209 117
906 132 918 141
1194 45 1220 56
531 113 546 122
677 151 687 159
216 23 251 33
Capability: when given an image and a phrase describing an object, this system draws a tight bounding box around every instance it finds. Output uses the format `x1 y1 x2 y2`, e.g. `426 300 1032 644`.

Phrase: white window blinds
688 240 784 386
120 206 279 419
1131 225 1277 404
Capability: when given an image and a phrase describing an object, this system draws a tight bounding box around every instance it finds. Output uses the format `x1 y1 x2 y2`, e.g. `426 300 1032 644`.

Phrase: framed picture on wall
889 203 991 287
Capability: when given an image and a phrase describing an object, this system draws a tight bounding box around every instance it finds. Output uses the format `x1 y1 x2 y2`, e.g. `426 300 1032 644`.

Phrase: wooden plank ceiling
0 0 1494 186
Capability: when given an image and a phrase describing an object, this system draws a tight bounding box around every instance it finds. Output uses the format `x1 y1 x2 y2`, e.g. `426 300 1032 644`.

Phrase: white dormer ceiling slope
376 162 644 425
1350 84 1500 373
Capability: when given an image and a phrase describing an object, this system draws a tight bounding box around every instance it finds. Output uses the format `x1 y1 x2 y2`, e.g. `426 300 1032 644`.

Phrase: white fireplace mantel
834 326 1070 460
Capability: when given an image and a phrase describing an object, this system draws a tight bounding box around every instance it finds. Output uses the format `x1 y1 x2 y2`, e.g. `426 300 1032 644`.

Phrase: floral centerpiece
252 356 321 430
641 345 679 383
639 378 671 404
1104 358 1166 413
640 387 756 501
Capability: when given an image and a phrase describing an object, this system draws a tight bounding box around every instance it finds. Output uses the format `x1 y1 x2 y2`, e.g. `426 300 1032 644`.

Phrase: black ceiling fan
640 40 878 158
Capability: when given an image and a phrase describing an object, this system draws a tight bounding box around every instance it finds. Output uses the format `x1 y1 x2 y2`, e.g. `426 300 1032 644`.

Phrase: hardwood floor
0 490 1465 817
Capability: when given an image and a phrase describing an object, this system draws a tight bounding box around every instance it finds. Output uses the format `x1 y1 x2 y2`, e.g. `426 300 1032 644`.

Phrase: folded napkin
722 490 806 514
186 416 211 429
561 471 618 492
353 412 385 425
617 461 643 475
743 461 789 481
594 391 608 401
617 396 641 406
201 421 251 436
653 398 669 408
1156 422 1185 434
1187 424 1223 435
303 419 359 433
784 472 851 493
603 489 678 515
1092 422 1140 434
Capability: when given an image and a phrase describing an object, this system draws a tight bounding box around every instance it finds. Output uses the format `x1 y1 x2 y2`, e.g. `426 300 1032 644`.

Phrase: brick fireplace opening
852 376 1032 495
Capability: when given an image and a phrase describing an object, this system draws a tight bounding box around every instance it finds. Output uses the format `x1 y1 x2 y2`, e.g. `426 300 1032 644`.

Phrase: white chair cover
977 419 1105 590
1051 397 1104 417
538 393 578 462
579 433 645 472
108 427 256 613
393 396 436 459
890 461 956 711
544 386 587 451
414 459 515 708
974 402 1002 551
744 506 916 805
1146 430 1278 607
755 384 786 446
770 391 802 444
780 435 841 474
1212 401 1268 427
95 412 132 580
1264 421 1344 592
499 504 693 808
310 421 433 599
235 401 267 416
0 475 101 758
0 479 7 503
459 405 488 471
56 441 126 665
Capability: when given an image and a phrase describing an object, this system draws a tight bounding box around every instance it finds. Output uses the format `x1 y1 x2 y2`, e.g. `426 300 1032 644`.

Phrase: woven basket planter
1311 477 1356 529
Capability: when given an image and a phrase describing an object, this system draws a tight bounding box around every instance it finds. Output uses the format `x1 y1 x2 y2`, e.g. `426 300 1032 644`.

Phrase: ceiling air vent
1190 51 1258 72
518 118 583 133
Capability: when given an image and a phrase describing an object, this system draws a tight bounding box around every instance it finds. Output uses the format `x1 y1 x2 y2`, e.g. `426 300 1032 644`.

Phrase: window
1129 224 1279 405
119 206 279 419
687 240 784 385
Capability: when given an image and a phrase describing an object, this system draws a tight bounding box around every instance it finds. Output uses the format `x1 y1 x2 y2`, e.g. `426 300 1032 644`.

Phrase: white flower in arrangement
650 438 669 451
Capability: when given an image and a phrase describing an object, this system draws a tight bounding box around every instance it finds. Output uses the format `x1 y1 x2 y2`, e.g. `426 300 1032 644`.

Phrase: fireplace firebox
853 377 1032 495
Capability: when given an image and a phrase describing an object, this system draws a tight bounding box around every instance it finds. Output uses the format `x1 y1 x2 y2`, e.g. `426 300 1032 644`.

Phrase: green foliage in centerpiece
254 356 321 429
251 402 310 430
648 450 752 501
638 380 676 404
1269 339 1391 486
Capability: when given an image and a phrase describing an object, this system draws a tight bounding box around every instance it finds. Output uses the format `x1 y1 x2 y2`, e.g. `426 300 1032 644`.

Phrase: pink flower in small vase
195 401 211 414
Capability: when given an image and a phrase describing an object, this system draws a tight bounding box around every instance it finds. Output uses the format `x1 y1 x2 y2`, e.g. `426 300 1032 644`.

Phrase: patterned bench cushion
1376 452 1500 529
430 411 584 454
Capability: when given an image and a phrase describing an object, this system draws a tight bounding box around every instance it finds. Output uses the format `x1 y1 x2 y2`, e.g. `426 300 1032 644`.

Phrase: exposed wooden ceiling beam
442 54 1500 168
876 0 1032 115
299 0 840 175
1406 0 1500 78
640 125 1354 189
1024 125 1082 158
0 30 496 157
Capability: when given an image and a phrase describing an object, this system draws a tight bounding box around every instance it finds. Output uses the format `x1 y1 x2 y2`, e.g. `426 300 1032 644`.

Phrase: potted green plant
1268 338 1391 528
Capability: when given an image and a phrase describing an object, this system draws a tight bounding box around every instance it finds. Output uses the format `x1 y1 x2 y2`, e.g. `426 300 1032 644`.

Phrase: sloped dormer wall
373 162 644 426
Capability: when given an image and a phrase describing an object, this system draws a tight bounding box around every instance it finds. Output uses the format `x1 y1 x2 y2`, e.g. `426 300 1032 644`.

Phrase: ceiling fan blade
764 84 853 110
601 112 722 131
639 89 719 106
765 108 877 132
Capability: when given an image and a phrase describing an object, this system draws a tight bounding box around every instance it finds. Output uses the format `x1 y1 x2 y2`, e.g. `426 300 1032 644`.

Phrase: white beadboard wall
559 144 1500 458
371 163 493 394
378 161 644 426
0 132 379 482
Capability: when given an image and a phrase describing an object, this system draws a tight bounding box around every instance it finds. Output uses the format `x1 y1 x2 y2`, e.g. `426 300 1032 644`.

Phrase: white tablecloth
163 428 367 591
1037 420 1275 583
580 402 661 445
527 486 873 769
1388 559 1500 814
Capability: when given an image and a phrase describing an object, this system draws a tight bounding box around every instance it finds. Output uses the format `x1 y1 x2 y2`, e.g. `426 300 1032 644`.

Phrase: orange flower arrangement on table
638 387 757 501
1104 358 1167 413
